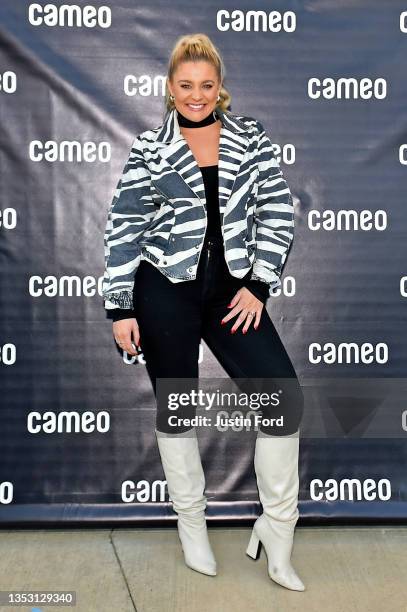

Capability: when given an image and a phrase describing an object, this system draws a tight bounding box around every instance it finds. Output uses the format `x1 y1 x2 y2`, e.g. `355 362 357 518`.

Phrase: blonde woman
103 33 305 591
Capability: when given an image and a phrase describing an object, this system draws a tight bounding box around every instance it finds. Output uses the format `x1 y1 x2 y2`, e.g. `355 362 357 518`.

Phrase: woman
103 33 305 591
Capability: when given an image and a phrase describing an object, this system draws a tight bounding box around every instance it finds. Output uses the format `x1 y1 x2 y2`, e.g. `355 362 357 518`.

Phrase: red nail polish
254 326 258 331
243 329 247 334
231 329 236 334
227 303 233 308
221 320 226 325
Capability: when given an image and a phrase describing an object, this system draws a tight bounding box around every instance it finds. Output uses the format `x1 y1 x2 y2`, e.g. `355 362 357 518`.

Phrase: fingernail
227 303 233 308
221 320 226 325
254 326 258 330
243 329 247 334
230 329 236 334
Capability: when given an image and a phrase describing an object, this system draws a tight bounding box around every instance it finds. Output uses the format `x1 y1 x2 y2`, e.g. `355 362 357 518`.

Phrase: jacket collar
156 105 253 143
155 106 256 220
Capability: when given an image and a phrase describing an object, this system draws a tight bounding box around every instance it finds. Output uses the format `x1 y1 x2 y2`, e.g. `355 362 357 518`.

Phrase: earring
217 94 220 102
170 94 175 102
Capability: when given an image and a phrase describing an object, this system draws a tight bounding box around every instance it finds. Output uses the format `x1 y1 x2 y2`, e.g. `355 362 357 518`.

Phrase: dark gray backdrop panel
0 0 406 524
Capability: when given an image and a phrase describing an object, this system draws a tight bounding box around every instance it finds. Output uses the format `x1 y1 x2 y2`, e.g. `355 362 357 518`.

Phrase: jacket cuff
244 279 269 304
107 308 137 322
250 266 282 296
103 289 134 310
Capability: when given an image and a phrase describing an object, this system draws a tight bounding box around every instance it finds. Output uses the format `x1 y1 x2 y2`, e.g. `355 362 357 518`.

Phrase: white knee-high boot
155 427 217 576
246 429 305 591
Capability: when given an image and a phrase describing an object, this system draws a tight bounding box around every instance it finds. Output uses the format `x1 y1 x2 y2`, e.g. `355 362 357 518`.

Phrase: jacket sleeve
250 121 294 295
102 134 157 314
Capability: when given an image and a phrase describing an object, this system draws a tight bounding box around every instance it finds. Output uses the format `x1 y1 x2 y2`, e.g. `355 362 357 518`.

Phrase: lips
186 104 206 111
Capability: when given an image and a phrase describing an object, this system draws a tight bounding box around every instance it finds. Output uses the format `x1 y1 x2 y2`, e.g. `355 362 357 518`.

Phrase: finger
222 292 244 324
221 304 243 325
118 335 138 356
132 322 141 347
242 312 255 334
254 308 262 330
230 311 248 334
124 342 138 356
227 289 241 310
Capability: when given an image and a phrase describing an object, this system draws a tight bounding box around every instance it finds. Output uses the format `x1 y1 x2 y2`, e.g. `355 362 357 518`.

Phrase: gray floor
0 527 406 612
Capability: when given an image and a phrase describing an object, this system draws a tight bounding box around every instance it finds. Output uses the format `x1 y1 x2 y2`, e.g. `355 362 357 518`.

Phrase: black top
200 164 222 243
199 164 269 304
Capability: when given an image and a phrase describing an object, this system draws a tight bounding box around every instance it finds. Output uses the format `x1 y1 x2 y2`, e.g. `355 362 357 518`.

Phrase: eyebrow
177 79 215 84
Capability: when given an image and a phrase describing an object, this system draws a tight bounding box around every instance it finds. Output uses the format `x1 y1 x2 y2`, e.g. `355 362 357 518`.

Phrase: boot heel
246 528 261 560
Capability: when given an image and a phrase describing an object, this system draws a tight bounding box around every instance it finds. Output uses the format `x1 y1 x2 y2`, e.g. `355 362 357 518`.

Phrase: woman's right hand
113 318 141 356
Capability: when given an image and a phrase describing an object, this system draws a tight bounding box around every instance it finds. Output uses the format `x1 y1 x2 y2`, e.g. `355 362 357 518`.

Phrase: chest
180 123 222 167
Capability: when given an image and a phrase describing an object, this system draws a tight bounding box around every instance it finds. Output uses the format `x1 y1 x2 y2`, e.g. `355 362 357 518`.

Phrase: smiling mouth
186 103 206 111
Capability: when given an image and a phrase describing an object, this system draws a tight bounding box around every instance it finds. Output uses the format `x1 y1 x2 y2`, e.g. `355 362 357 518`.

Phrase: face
168 60 221 121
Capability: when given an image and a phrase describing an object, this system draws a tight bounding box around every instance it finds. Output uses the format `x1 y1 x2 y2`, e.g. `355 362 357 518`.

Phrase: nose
190 89 204 101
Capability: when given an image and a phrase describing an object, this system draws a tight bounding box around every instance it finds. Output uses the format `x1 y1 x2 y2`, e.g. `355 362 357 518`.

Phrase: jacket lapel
155 107 254 221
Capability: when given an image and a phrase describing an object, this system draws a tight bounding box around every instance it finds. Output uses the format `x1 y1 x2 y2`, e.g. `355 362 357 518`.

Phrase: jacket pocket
139 208 175 252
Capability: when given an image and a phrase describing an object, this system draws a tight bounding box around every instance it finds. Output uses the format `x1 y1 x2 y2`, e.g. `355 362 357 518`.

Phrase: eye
180 84 214 89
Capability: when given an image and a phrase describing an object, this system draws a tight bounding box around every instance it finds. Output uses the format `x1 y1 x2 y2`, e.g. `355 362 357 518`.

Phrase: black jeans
133 238 304 436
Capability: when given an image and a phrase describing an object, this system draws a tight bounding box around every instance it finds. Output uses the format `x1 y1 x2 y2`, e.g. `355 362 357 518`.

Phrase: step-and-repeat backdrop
1 1 406 525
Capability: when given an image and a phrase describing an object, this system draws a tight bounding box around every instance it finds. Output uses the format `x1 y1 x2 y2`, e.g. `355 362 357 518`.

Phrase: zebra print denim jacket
102 106 294 313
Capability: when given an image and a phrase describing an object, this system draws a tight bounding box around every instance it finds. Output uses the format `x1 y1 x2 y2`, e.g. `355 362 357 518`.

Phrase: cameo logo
27 411 110 433
399 277 407 297
310 478 391 501
308 77 387 99
270 143 295 165
28 3 111 28
0 482 13 504
271 276 295 297
399 145 407 164
400 11 407 32
29 275 101 298
0 70 17 93
0 343 16 366
121 342 205 365
217 10 296 32
122 480 168 502
29 141 111 162
124 74 167 97
308 210 387 231
309 342 388 364
0 208 17 229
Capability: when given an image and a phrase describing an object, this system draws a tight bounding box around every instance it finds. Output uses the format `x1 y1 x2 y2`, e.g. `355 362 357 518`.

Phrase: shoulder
131 126 160 146
223 110 267 135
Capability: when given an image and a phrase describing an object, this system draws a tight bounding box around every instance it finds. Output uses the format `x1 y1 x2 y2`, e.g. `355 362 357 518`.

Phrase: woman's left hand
221 287 263 334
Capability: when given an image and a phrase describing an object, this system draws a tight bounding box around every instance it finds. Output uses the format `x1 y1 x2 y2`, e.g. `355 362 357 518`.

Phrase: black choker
177 108 218 128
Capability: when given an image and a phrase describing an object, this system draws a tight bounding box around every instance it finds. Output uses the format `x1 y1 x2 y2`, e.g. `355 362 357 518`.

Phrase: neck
176 107 218 128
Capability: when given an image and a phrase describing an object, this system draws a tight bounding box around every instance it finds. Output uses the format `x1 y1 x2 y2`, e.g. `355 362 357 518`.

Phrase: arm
102 134 157 315
250 121 295 295
245 278 270 304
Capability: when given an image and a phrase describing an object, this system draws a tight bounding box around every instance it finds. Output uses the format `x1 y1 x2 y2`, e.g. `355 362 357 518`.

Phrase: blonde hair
164 33 231 114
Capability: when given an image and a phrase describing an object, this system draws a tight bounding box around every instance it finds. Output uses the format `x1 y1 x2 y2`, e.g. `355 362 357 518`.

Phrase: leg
202 269 305 590
246 428 305 591
133 259 216 576
202 297 304 436
134 260 201 434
